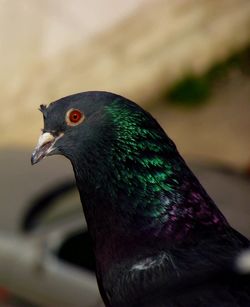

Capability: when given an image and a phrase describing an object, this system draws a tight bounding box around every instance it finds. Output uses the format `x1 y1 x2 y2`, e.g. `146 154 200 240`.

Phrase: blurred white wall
0 0 152 146
1 0 250 151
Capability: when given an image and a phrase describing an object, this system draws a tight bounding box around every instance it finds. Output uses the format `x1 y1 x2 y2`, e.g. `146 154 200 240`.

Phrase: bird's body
32 91 250 306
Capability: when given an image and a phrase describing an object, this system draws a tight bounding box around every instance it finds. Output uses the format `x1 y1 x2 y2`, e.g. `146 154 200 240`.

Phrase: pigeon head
31 91 117 165
31 91 179 207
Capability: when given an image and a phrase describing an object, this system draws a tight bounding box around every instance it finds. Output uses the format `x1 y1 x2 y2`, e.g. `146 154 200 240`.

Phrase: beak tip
31 153 38 165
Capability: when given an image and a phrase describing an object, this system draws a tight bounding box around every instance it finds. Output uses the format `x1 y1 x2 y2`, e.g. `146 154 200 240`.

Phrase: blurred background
0 0 250 306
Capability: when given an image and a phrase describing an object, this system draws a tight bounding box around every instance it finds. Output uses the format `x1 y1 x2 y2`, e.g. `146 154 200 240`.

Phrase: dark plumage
32 91 250 306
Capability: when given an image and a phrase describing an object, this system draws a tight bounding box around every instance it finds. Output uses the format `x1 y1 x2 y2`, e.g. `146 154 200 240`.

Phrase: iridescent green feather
105 100 179 218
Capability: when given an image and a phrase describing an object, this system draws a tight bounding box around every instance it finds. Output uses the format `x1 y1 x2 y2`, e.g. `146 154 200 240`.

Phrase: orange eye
66 109 84 126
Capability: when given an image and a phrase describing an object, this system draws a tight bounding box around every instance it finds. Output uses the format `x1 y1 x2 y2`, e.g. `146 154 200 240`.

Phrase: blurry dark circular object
56 230 95 272
21 179 97 272
21 180 77 232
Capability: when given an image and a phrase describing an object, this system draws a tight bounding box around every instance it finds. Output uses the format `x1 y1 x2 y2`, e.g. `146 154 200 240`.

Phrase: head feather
39 104 47 117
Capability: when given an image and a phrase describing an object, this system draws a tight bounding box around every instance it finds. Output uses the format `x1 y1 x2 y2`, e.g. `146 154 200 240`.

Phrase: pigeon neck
73 152 228 245
74 161 229 274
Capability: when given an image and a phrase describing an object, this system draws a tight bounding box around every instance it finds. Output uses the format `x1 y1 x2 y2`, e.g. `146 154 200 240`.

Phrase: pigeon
31 91 250 307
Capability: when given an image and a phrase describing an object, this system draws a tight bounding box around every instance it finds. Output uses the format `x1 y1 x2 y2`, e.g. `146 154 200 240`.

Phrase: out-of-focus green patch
167 76 210 106
165 46 250 107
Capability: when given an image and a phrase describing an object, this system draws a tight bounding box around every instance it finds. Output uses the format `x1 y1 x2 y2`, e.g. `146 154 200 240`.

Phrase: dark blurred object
21 180 96 273
57 231 95 272
246 163 250 178
22 180 76 232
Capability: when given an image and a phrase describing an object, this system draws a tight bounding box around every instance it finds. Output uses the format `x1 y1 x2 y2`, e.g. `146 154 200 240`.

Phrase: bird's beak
31 132 62 165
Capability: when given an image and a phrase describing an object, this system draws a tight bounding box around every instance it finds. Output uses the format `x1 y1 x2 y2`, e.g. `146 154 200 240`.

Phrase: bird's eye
66 109 84 126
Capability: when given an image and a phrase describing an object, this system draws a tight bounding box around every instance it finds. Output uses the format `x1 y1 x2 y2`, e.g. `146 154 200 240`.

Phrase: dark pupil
71 112 80 122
